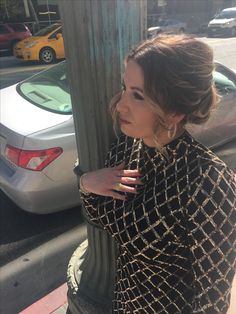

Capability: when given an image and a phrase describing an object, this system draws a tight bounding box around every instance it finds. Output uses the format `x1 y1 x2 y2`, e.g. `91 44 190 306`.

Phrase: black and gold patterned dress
80 131 236 314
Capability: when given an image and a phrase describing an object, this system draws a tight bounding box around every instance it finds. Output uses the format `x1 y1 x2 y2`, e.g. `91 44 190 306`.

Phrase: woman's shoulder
186 138 236 197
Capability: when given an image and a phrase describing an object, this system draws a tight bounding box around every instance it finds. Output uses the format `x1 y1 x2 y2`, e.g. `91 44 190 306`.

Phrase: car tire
179 27 185 33
207 31 213 38
39 47 56 64
231 27 236 37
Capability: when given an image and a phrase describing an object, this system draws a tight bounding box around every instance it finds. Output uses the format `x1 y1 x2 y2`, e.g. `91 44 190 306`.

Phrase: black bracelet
73 158 84 177
73 159 90 193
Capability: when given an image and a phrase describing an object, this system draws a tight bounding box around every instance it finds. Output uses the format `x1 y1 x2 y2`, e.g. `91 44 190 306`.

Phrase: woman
76 34 236 313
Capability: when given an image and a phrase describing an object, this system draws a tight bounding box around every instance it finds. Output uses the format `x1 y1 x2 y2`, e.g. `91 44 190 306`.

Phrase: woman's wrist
79 173 90 194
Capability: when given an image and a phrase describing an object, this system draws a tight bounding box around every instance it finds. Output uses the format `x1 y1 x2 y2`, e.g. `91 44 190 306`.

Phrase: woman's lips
119 118 131 124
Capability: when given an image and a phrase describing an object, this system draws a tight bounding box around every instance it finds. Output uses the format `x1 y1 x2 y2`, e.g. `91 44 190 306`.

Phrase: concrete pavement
0 225 87 314
16 274 236 314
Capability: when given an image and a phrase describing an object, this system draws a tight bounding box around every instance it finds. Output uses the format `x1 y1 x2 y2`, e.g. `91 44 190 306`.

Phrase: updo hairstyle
110 34 219 131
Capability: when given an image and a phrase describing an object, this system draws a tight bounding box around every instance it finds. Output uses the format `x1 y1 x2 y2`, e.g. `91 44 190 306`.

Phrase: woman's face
116 61 157 147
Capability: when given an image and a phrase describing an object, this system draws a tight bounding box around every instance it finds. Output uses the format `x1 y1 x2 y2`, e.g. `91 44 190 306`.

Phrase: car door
188 64 236 148
48 27 64 58
0 25 12 50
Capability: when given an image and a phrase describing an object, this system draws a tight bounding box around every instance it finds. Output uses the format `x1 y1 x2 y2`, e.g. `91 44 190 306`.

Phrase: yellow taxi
14 23 65 64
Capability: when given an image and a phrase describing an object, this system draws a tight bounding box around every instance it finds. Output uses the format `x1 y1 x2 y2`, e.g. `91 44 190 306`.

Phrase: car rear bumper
0 156 80 214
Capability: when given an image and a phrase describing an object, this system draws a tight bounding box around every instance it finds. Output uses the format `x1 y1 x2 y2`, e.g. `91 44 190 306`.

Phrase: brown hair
110 34 219 130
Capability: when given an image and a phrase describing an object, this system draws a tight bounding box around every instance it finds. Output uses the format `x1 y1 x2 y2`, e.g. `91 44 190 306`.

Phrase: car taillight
5 145 63 171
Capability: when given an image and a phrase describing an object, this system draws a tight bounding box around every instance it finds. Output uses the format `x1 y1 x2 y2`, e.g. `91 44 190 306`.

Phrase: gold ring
114 182 122 191
119 170 123 176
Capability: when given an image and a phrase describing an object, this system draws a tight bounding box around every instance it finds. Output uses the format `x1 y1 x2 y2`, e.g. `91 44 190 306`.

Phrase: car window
0 25 10 34
9 24 27 32
157 20 168 26
215 11 236 19
34 24 61 37
48 27 62 39
17 61 72 114
213 65 236 95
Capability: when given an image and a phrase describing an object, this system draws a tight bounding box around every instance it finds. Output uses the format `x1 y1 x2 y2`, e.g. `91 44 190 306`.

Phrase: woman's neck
143 126 185 148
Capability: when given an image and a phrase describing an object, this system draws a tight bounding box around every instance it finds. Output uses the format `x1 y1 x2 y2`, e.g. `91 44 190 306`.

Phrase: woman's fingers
120 176 143 185
80 163 142 197
118 169 141 177
114 161 141 178
112 182 138 194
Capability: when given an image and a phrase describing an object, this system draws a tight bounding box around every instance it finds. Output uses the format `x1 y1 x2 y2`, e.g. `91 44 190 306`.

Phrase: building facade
1 0 236 33
147 0 236 31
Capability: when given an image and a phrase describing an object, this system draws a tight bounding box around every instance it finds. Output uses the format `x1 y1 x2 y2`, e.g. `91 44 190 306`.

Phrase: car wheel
207 31 213 38
179 27 185 33
231 27 236 37
39 47 56 64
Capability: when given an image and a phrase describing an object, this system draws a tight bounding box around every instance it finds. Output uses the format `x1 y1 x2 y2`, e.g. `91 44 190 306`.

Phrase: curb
19 283 68 314
0 224 87 314
0 56 15 61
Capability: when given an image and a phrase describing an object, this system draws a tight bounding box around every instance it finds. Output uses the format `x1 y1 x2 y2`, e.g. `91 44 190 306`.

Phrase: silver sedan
147 19 186 38
0 61 235 214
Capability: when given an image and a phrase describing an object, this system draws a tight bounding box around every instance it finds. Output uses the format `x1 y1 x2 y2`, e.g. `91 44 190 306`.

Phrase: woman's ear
169 112 186 124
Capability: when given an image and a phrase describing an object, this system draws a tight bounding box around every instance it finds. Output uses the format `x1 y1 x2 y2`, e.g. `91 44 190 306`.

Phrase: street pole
59 1 146 313
28 0 40 33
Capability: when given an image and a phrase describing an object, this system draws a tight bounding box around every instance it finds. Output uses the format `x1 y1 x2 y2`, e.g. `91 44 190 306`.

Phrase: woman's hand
80 161 143 200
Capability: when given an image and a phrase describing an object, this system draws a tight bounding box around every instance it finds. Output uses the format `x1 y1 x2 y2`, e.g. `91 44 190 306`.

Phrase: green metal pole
59 1 146 312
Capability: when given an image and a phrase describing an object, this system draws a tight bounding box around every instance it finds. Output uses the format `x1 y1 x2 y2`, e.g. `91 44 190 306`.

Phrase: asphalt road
0 55 53 89
0 190 85 266
200 36 236 70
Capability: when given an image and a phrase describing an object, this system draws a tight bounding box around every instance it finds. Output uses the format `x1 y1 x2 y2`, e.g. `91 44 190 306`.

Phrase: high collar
140 130 194 164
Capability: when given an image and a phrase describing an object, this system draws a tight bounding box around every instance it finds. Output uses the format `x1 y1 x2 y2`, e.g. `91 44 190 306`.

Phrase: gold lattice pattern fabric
80 132 236 314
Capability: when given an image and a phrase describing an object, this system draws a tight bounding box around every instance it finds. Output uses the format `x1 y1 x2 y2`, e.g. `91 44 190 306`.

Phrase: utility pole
59 1 146 313
28 0 40 33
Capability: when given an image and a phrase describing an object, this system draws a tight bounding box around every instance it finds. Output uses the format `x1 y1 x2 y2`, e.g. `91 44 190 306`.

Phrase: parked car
14 23 64 64
0 61 236 214
0 23 32 53
207 7 236 37
147 19 186 38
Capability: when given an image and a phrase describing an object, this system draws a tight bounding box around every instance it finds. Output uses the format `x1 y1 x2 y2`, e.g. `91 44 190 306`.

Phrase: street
200 36 236 69
0 190 84 266
0 55 54 89
0 36 236 89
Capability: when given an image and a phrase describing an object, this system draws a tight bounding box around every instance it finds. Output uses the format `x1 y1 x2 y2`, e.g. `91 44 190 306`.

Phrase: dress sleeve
186 163 236 313
80 134 132 225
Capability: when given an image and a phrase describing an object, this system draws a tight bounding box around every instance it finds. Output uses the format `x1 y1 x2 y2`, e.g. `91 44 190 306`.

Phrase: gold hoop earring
167 124 177 140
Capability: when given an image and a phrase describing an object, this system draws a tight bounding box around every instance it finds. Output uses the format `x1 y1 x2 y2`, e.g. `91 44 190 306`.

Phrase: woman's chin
120 126 134 138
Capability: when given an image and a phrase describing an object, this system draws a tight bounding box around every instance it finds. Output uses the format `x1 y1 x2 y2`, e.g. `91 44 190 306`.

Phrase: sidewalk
19 275 236 314
19 283 68 314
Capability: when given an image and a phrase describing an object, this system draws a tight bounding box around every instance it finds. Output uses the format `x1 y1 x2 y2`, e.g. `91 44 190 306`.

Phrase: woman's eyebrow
122 79 144 93
130 86 144 93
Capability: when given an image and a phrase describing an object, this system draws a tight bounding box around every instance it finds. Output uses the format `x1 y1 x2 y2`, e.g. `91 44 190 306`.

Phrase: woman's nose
116 93 128 113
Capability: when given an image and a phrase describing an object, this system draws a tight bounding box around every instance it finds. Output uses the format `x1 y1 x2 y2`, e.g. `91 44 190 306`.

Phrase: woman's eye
133 92 144 101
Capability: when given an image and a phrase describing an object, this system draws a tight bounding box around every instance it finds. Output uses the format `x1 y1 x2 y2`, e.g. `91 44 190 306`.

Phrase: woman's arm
186 164 236 313
78 135 142 225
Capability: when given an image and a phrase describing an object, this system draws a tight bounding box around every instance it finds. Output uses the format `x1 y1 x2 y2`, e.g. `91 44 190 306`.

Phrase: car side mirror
56 33 62 40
